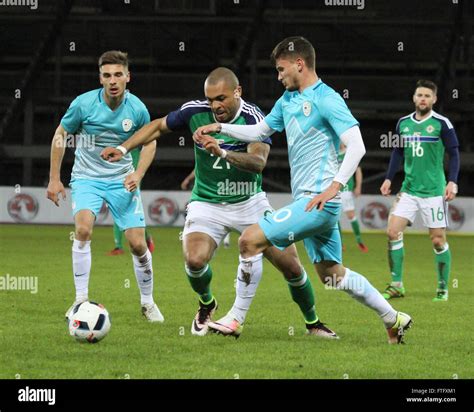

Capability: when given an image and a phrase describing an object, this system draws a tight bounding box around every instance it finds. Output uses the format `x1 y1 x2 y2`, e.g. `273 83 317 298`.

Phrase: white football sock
132 250 154 305
337 268 397 327
72 239 91 302
230 253 263 324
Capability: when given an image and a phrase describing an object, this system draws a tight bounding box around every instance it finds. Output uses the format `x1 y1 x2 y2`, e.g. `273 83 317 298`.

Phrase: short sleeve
166 105 192 131
264 96 285 132
60 96 83 133
319 92 359 137
139 106 151 128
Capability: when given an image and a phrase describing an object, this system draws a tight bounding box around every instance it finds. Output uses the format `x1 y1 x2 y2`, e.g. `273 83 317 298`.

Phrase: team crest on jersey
122 119 133 132
426 125 434 133
302 101 311 117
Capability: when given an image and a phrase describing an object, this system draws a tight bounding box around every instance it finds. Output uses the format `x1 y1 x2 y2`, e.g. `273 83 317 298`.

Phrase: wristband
220 149 228 159
117 145 128 155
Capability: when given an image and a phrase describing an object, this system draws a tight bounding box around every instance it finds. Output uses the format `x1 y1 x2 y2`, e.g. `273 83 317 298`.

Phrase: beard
416 105 431 116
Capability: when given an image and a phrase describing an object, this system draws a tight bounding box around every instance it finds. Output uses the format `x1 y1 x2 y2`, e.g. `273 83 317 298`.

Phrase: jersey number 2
213 157 231 170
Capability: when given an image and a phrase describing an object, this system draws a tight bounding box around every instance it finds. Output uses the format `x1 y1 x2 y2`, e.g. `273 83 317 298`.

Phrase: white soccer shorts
183 192 273 245
391 192 449 228
340 191 355 212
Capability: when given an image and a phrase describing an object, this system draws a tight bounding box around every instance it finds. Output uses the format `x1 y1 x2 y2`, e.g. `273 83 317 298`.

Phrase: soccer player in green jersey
337 143 368 252
380 80 460 302
108 147 155 256
102 67 337 339
180 169 231 248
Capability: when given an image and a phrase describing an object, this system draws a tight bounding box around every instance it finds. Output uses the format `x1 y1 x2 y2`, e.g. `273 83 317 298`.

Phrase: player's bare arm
354 167 362 197
46 124 68 206
200 136 270 174
124 140 157 192
180 169 195 190
101 116 169 162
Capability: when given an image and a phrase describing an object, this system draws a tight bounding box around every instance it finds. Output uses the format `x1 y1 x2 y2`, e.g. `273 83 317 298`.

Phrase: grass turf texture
0 224 472 379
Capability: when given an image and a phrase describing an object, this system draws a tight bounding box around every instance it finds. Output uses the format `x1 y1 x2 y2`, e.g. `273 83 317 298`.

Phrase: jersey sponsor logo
403 127 410 133
148 197 180 225
360 201 389 229
122 119 133 132
302 101 311 117
7 193 39 222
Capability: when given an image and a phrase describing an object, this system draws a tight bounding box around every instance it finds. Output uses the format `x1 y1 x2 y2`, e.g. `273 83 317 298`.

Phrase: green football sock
287 270 318 325
434 244 451 291
388 239 404 284
185 264 214 304
350 217 362 244
113 223 123 249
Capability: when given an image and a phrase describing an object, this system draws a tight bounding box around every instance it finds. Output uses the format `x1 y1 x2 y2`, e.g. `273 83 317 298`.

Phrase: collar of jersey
411 110 433 124
297 78 322 96
99 88 129 111
215 98 244 124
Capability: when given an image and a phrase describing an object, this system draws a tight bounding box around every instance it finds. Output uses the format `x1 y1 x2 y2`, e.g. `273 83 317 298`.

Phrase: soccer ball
68 301 111 343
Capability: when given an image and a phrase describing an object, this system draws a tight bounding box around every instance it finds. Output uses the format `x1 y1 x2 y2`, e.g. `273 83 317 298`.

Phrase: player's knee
282 261 304 281
430 234 445 250
129 238 147 256
386 227 401 241
75 225 92 240
185 252 208 271
238 231 256 255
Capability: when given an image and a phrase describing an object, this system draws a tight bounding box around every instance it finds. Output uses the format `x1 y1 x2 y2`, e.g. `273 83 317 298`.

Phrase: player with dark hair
380 80 460 302
102 66 337 339
194 37 412 344
47 50 164 322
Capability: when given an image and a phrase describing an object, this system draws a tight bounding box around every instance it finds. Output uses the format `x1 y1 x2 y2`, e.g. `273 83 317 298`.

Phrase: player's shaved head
205 67 239 89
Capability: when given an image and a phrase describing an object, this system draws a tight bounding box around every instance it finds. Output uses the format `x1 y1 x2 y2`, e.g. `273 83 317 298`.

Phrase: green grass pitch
0 224 472 379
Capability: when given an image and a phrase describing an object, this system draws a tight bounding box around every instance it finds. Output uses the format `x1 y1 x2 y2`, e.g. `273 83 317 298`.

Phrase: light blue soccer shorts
70 178 146 231
258 197 342 264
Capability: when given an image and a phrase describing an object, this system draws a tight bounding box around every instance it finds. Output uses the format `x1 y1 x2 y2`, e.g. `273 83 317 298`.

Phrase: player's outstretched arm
123 140 157 192
101 116 169 162
193 120 274 144
46 124 68 207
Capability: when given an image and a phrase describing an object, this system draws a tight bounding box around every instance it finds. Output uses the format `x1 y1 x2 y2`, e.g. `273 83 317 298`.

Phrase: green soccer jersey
166 99 270 204
337 151 355 192
130 147 140 169
396 111 456 198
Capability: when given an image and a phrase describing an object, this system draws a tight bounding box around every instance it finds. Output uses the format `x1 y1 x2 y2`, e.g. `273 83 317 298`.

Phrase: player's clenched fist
100 147 123 162
380 179 392 196
192 123 221 144
46 180 66 207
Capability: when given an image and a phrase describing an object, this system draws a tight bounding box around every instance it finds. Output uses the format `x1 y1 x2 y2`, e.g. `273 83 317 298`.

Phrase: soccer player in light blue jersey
46 51 163 322
194 37 413 344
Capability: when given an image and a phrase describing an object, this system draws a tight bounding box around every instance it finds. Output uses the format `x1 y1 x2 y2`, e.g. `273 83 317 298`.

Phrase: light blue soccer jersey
265 79 358 200
60 88 150 181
